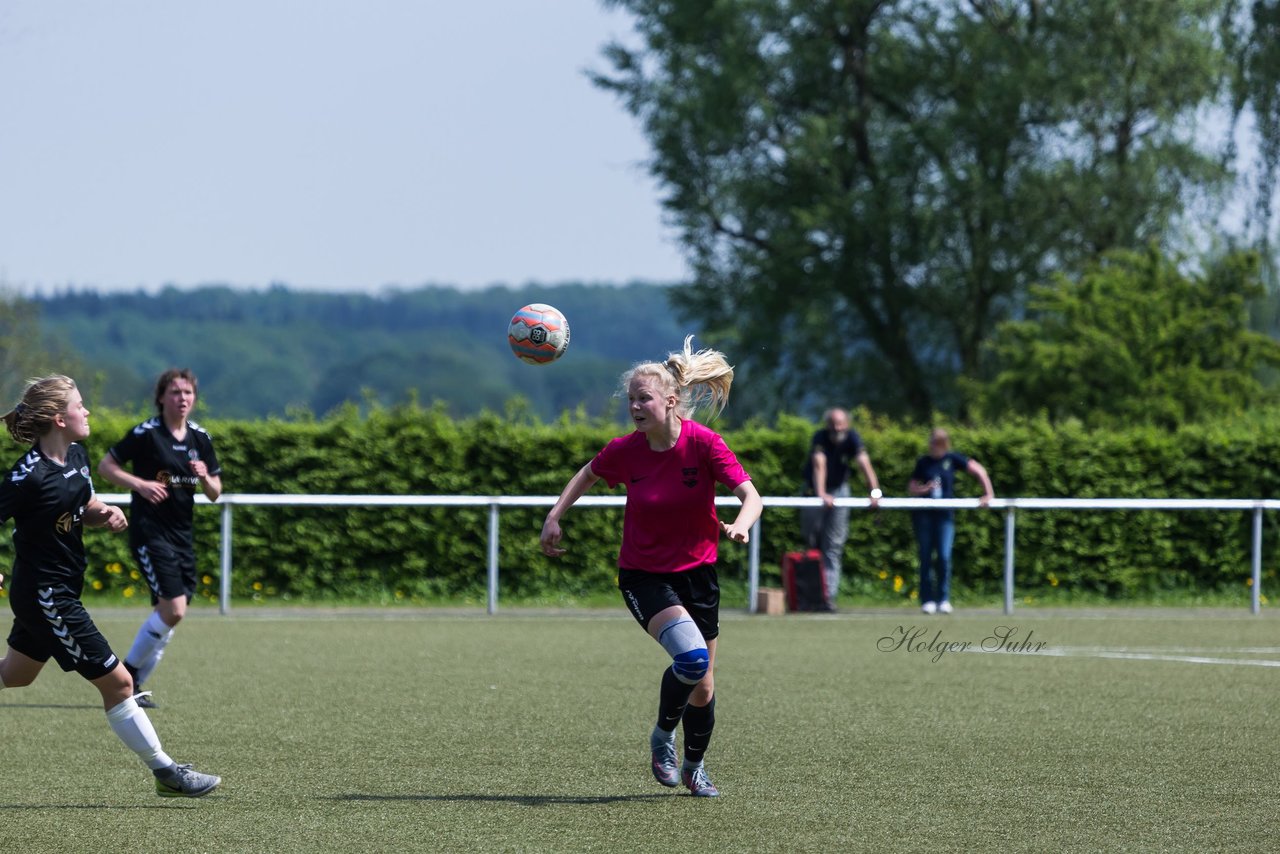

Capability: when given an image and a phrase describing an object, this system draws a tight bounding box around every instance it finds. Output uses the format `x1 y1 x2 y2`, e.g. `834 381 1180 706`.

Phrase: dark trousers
912 511 956 604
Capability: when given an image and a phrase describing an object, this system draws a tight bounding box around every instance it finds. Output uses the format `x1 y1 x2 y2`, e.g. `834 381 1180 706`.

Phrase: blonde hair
621 335 734 420
2 375 79 445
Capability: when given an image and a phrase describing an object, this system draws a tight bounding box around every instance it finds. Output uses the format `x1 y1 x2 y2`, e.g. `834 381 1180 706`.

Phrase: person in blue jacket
907 428 994 614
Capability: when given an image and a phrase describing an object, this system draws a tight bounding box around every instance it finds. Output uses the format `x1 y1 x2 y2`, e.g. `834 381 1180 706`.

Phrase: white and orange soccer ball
507 303 570 365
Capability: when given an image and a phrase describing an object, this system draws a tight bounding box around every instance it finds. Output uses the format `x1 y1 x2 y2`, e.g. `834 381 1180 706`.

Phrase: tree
1230 0 1280 253
0 291 83 410
595 0 1239 419
32 283 689 420
974 247 1280 426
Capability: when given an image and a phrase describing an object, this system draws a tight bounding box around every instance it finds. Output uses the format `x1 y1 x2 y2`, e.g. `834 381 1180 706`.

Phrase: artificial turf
0 607 1275 852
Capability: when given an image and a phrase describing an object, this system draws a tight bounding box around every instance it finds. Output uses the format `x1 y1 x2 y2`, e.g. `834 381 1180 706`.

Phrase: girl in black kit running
98 368 222 707
0 375 220 797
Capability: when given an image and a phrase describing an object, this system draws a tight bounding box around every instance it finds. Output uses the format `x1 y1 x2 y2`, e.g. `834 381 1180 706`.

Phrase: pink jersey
590 419 751 574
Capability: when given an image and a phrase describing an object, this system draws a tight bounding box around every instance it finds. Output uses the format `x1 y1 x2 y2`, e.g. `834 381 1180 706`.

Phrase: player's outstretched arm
721 480 763 544
541 462 600 557
84 497 128 532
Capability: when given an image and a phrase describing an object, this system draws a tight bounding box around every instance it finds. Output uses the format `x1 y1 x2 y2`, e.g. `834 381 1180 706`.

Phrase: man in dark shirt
801 408 881 610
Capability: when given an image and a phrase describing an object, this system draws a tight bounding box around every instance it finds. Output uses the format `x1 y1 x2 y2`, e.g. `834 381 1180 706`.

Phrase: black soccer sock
655 666 697 733
682 695 716 764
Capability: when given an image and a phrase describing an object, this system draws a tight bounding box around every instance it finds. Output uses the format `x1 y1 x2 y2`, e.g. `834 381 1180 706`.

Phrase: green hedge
1 405 1276 605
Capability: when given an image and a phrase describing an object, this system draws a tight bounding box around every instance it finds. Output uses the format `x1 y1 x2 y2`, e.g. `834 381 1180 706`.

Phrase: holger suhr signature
877 625 1048 663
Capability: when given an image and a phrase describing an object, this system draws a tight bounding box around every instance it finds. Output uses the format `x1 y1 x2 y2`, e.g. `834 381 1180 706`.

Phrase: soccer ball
507 304 570 365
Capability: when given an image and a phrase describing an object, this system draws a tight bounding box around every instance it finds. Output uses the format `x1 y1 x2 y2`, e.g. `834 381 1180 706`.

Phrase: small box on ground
755 587 785 615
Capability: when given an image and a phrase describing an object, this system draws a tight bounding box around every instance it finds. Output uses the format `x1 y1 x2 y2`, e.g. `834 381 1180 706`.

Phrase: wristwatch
869 488 883 500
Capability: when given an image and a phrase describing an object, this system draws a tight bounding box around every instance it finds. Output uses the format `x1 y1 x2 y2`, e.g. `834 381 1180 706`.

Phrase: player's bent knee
673 648 710 685
657 617 709 685
159 599 187 625
93 665 133 697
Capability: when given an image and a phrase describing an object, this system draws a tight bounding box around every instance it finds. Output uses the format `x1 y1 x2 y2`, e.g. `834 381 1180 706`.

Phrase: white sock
125 611 174 686
682 758 703 772
106 696 174 770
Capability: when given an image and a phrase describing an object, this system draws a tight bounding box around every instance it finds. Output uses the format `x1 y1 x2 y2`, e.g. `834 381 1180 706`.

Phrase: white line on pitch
967 647 1280 668
1048 646 1280 655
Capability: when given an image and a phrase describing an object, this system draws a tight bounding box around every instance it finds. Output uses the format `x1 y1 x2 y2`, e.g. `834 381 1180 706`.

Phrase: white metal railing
97 494 1276 617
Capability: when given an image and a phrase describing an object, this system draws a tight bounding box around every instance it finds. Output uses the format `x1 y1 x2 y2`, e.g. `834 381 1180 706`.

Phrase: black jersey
0 443 95 589
107 417 221 547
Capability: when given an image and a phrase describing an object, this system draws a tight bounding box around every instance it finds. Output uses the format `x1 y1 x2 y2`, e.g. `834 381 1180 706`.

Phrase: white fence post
1252 505 1263 616
747 518 761 614
487 503 500 615
1003 507 1016 616
219 501 233 616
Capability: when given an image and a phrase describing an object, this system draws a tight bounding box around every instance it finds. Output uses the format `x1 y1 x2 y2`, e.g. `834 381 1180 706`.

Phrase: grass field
0 606 1276 853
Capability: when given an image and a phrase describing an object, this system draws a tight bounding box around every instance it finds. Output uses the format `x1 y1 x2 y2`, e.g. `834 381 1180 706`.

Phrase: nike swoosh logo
630 476 648 483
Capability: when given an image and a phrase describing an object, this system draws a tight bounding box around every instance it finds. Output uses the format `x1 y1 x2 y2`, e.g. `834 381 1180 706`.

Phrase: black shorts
134 540 197 604
618 564 720 641
7 584 121 680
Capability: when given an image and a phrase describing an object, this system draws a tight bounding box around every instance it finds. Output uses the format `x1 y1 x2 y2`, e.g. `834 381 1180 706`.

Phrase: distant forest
34 282 694 420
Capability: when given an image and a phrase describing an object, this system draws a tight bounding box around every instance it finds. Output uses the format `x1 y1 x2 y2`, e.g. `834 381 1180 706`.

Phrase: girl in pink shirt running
541 336 763 798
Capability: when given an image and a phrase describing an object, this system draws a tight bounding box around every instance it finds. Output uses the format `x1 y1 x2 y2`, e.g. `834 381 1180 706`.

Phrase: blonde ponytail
3 375 78 444
621 335 735 420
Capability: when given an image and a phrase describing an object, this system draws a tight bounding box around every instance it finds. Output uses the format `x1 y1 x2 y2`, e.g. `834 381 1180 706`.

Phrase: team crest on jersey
682 466 699 488
56 511 75 534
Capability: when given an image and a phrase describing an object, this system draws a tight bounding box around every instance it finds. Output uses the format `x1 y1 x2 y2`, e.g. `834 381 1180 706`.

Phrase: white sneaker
939 601 954 614
921 601 938 615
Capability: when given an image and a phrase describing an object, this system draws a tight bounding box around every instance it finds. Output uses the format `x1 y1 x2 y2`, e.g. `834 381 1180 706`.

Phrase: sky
0 1 688 294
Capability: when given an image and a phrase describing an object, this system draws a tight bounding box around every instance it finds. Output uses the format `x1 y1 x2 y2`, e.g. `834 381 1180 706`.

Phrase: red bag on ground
781 550 828 612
